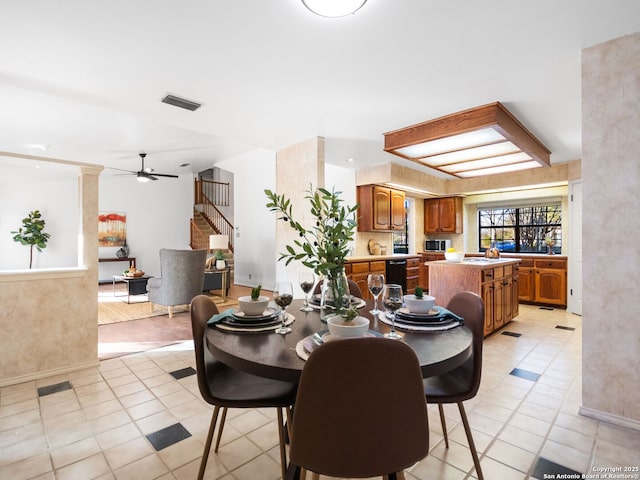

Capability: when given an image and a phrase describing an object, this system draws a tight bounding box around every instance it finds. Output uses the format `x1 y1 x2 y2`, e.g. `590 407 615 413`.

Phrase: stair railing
195 179 229 207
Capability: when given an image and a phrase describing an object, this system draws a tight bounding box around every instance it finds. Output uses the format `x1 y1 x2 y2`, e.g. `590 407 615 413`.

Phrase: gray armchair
148 248 207 318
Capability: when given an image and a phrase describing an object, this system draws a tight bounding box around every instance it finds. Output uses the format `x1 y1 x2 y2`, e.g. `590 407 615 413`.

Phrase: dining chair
190 295 297 480
312 279 363 298
423 291 485 480
288 337 429 479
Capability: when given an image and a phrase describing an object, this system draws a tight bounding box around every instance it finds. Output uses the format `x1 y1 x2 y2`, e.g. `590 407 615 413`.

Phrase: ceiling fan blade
148 175 159 181
107 167 136 173
151 173 179 178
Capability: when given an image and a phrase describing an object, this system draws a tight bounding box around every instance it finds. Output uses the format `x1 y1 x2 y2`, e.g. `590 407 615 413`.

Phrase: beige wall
581 31 640 427
0 165 100 386
275 137 325 293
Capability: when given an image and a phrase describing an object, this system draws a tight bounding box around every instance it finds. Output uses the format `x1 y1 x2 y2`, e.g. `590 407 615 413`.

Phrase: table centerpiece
265 186 358 320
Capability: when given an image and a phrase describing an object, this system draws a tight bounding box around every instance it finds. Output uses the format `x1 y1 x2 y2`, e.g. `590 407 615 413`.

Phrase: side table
113 275 152 304
203 268 229 301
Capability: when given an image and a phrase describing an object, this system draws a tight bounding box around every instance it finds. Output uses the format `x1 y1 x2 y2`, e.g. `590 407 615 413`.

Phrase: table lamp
209 234 229 269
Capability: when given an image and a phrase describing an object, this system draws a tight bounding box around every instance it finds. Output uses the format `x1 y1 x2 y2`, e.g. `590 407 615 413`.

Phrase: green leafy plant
251 284 262 300
415 286 424 299
215 249 226 261
344 304 359 323
11 210 51 269
265 186 358 277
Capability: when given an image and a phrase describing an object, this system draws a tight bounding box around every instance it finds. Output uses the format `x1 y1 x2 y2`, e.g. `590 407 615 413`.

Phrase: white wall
217 148 277 290
0 178 79 270
98 174 194 281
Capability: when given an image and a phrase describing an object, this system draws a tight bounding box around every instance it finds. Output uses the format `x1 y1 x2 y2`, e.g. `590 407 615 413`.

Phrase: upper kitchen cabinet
357 185 406 232
424 197 463 234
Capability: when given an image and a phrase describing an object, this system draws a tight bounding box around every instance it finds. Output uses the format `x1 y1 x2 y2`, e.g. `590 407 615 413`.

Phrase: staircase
191 178 235 283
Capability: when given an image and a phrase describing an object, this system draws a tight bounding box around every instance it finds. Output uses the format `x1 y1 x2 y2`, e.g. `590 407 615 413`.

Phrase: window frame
477 204 562 254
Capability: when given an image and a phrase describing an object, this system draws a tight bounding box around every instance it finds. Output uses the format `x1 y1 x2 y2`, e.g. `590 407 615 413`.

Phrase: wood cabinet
518 257 567 307
428 259 520 337
424 197 463 234
419 253 444 292
345 259 386 300
406 257 421 295
357 185 406 232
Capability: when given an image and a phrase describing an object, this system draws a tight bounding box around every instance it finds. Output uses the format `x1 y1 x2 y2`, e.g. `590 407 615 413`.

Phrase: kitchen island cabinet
516 256 567 307
428 258 521 337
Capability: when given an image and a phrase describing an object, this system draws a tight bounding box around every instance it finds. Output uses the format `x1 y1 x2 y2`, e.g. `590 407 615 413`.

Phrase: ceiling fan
109 153 179 182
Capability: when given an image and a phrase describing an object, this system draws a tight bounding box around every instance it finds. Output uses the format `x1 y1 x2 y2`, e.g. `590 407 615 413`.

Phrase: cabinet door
438 197 458 233
518 267 534 302
390 189 406 230
493 281 504 329
424 199 441 233
511 274 520 318
502 277 513 323
482 284 494 336
535 268 567 305
373 186 391 230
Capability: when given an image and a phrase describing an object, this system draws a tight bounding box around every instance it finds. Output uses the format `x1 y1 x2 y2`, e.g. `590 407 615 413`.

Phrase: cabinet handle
485 274 493 278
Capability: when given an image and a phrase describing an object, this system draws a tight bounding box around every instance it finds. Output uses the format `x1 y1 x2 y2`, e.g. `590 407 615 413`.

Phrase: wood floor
98 283 254 359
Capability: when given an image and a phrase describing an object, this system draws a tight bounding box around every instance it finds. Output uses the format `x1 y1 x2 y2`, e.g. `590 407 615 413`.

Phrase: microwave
425 239 452 252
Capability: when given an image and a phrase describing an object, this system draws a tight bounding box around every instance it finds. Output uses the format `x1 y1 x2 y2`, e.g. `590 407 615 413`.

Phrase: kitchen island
428 258 521 336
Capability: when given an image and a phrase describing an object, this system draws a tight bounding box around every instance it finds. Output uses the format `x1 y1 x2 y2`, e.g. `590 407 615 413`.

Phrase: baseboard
0 360 100 388
579 405 640 431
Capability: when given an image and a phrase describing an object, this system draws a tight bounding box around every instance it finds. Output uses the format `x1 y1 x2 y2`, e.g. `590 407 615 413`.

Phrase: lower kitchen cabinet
518 257 567 307
345 259 386 300
406 257 421 295
419 253 444 292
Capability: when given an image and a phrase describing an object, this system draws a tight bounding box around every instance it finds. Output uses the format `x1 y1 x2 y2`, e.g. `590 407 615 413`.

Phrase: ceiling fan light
137 173 150 183
301 0 367 17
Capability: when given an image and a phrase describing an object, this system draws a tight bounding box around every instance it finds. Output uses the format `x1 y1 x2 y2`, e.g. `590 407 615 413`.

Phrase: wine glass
273 281 294 334
299 271 315 312
367 273 385 315
382 284 404 339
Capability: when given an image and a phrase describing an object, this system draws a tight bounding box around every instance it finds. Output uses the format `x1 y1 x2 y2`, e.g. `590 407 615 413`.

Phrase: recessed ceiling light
301 0 367 17
346 158 355 163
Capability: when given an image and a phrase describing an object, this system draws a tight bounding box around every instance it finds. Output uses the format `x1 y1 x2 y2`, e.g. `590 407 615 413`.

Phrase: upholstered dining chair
190 295 297 480
147 248 207 317
288 337 429 480
423 291 485 480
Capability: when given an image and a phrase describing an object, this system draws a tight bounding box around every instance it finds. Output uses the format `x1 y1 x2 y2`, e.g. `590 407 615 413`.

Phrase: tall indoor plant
265 186 358 316
11 210 51 269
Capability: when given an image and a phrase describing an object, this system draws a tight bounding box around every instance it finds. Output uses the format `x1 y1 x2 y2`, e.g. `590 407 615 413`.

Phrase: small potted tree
11 210 51 269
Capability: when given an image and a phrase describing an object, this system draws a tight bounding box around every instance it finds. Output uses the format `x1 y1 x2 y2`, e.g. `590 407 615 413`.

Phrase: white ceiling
1 0 640 183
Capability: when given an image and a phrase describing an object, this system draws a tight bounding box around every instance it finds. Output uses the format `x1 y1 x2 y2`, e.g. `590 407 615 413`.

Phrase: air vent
161 94 202 111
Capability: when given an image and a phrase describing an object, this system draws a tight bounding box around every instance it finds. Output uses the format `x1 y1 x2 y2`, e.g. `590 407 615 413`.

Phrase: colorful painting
98 212 127 247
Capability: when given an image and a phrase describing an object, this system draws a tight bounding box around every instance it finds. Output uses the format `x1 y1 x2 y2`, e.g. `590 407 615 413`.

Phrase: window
478 205 562 253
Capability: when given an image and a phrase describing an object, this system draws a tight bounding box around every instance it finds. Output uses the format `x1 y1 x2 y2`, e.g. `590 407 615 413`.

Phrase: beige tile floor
2 305 640 480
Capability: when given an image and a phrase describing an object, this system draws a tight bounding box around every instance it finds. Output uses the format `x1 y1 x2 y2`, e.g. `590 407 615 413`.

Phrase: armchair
148 248 207 318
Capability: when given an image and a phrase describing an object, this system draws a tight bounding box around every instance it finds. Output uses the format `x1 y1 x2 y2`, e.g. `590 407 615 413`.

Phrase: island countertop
428 258 522 267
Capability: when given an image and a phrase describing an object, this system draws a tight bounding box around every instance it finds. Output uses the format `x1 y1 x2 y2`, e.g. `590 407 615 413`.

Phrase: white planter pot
216 260 226 269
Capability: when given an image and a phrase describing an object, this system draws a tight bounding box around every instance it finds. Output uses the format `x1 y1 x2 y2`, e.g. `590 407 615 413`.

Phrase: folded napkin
435 307 464 323
207 308 235 325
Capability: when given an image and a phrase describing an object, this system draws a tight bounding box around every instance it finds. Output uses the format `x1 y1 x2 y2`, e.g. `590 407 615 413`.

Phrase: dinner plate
216 313 295 333
378 312 461 332
397 306 442 318
231 307 279 323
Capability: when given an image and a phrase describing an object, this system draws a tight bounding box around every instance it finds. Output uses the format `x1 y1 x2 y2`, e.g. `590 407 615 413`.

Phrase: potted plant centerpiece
265 186 359 322
403 286 436 314
238 284 269 316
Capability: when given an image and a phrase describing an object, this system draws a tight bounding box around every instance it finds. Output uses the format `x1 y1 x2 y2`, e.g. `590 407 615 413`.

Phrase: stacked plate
380 306 462 332
216 307 288 332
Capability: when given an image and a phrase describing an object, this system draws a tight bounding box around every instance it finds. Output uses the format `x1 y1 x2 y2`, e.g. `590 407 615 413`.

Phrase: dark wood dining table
205 299 473 383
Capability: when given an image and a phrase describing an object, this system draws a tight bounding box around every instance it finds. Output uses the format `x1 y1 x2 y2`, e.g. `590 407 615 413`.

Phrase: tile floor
2 305 640 479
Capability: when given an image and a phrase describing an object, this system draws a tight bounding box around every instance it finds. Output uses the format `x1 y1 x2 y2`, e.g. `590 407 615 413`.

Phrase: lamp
209 234 229 269
383 102 551 178
301 0 367 17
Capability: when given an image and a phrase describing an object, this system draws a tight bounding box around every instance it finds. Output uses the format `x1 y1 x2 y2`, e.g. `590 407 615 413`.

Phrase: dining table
205 298 473 383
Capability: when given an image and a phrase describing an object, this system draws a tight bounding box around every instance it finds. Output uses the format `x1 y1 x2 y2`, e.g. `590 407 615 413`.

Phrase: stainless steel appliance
424 239 452 252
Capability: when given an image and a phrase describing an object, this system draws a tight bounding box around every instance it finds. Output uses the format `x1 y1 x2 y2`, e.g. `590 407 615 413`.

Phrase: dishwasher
385 259 407 293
